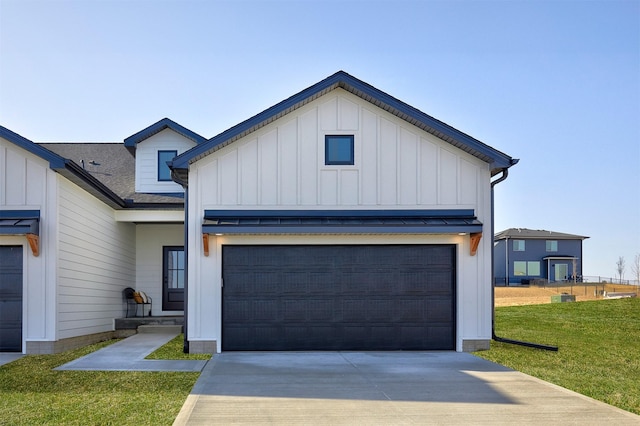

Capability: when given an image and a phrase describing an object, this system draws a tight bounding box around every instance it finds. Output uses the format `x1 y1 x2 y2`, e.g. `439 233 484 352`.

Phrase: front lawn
0 335 206 425
475 298 640 415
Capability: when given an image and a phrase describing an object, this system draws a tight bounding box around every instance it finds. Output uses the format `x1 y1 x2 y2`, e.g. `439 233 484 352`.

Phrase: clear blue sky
1 0 638 279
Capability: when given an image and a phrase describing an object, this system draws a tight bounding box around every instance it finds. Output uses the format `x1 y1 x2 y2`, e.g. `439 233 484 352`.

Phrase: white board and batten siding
187 88 494 352
0 137 57 349
56 177 135 339
193 89 488 211
135 128 197 193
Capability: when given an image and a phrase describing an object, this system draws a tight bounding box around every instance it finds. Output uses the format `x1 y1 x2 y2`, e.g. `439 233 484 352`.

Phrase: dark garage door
222 245 455 351
0 246 23 352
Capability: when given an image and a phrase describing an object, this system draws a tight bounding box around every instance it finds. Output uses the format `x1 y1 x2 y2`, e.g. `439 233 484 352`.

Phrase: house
1 71 517 354
493 228 589 286
0 119 202 353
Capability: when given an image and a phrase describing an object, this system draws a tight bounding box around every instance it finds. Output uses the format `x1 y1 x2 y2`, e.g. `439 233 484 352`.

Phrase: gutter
490 163 558 352
61 159 127 208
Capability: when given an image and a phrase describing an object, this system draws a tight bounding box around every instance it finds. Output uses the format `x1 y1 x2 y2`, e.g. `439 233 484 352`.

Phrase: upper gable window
158 150 177 181
325 135 354 165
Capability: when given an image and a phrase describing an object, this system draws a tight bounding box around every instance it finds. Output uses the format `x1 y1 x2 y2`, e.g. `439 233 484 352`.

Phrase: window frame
513 239 525 252
157 150 178 182
546 240 558 252
513 260 541 276
324 135 355 166
163 246 185 290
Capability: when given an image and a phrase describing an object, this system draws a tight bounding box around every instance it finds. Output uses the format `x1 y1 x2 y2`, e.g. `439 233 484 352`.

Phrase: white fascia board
114 209 184 223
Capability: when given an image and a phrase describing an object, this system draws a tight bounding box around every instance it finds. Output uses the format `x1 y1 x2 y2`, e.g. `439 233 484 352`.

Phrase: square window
513 240 525 251
514 261 527 276
546 240 558 252
527 261 541 276
325 135 354 165
158 150 177 181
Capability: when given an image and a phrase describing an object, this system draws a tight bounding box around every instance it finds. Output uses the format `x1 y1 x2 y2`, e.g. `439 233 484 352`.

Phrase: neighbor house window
325 135 354 165
514 261 540 276
546 240 558 252
527 261 540 276
513 240 525 251
514 261 527 276
158 150 177 181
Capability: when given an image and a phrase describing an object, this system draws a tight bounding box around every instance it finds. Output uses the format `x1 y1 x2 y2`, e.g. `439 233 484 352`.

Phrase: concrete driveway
173 351 639 425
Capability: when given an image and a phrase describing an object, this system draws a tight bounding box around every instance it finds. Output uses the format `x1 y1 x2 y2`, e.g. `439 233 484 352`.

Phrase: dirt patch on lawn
495 284 639 307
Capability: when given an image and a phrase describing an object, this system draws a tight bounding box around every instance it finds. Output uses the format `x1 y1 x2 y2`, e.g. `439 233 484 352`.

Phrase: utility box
551 294 576 303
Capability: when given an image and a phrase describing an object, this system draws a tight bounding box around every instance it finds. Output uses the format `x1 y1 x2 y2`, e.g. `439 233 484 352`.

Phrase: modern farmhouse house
1 71 517 354
493 228 589 286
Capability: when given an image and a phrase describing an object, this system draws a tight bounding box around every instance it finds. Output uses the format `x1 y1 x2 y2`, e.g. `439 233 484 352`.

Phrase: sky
0 0 638 279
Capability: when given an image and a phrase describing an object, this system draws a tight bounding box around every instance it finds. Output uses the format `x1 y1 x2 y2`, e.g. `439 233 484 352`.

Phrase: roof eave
172 71 516 171
0 126 67 169
123 118 207 154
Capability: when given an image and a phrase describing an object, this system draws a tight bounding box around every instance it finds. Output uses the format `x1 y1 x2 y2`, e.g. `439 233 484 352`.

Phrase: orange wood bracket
203 233 209 257
470 232 482 256
26 233 39 257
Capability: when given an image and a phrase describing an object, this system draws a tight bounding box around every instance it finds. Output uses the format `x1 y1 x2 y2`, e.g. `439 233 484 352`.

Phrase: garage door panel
397 300 426 321
426 298 454 321
222 245 455 351
281 300 308 320
424 271 455 293
0 246 23 352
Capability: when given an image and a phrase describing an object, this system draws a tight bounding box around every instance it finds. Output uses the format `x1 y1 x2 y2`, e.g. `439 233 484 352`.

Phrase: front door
162 246 185 311
555 263 568 282
0 246 23 352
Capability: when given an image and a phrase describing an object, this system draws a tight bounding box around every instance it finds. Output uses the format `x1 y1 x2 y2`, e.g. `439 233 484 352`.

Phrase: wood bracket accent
470 232 482 256
26 233 39 257
202 234 209 257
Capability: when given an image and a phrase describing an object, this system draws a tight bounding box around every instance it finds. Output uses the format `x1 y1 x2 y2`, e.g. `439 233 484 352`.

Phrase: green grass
146 334 211 360
475 298 640 415
0 334 208 425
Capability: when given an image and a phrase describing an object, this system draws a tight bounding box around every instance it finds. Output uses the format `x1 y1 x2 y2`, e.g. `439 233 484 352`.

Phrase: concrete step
137 324 183 334
115 316 184 330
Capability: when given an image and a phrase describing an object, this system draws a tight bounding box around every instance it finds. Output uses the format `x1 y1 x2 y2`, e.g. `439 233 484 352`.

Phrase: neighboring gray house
494 228 589 286
1 71 517 354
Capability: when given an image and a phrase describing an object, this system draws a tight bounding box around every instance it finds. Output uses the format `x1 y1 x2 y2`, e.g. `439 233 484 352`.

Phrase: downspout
505 237 509 286
491 165 558 351
171 167 190 354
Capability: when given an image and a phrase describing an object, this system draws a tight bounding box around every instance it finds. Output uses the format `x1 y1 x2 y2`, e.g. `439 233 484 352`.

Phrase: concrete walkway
56 327 207 372
173 351 640 425
0 353 23 367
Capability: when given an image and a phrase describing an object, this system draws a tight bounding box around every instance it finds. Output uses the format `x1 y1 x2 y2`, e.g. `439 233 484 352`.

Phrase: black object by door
162 246 185 311
0 246 23 352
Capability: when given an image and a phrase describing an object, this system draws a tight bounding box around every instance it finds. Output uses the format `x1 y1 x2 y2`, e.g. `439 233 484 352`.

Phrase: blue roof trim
1 126 127 209
0 210 40 235
0 126 66 168
124 118 207 149
204 209 476 219
172 71 515 172
202 209 482 235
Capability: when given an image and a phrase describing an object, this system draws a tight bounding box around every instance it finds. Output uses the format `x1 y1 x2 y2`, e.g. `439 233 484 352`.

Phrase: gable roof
170 71 517 176
1 125 67 169
41 143 184 205
495 228 589 241
1 125 125 208
124 117 207 155
1 125 182 209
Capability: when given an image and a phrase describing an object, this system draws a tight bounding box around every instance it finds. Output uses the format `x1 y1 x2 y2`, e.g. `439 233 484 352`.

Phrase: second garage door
222 245 455 351
0 246 23 352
